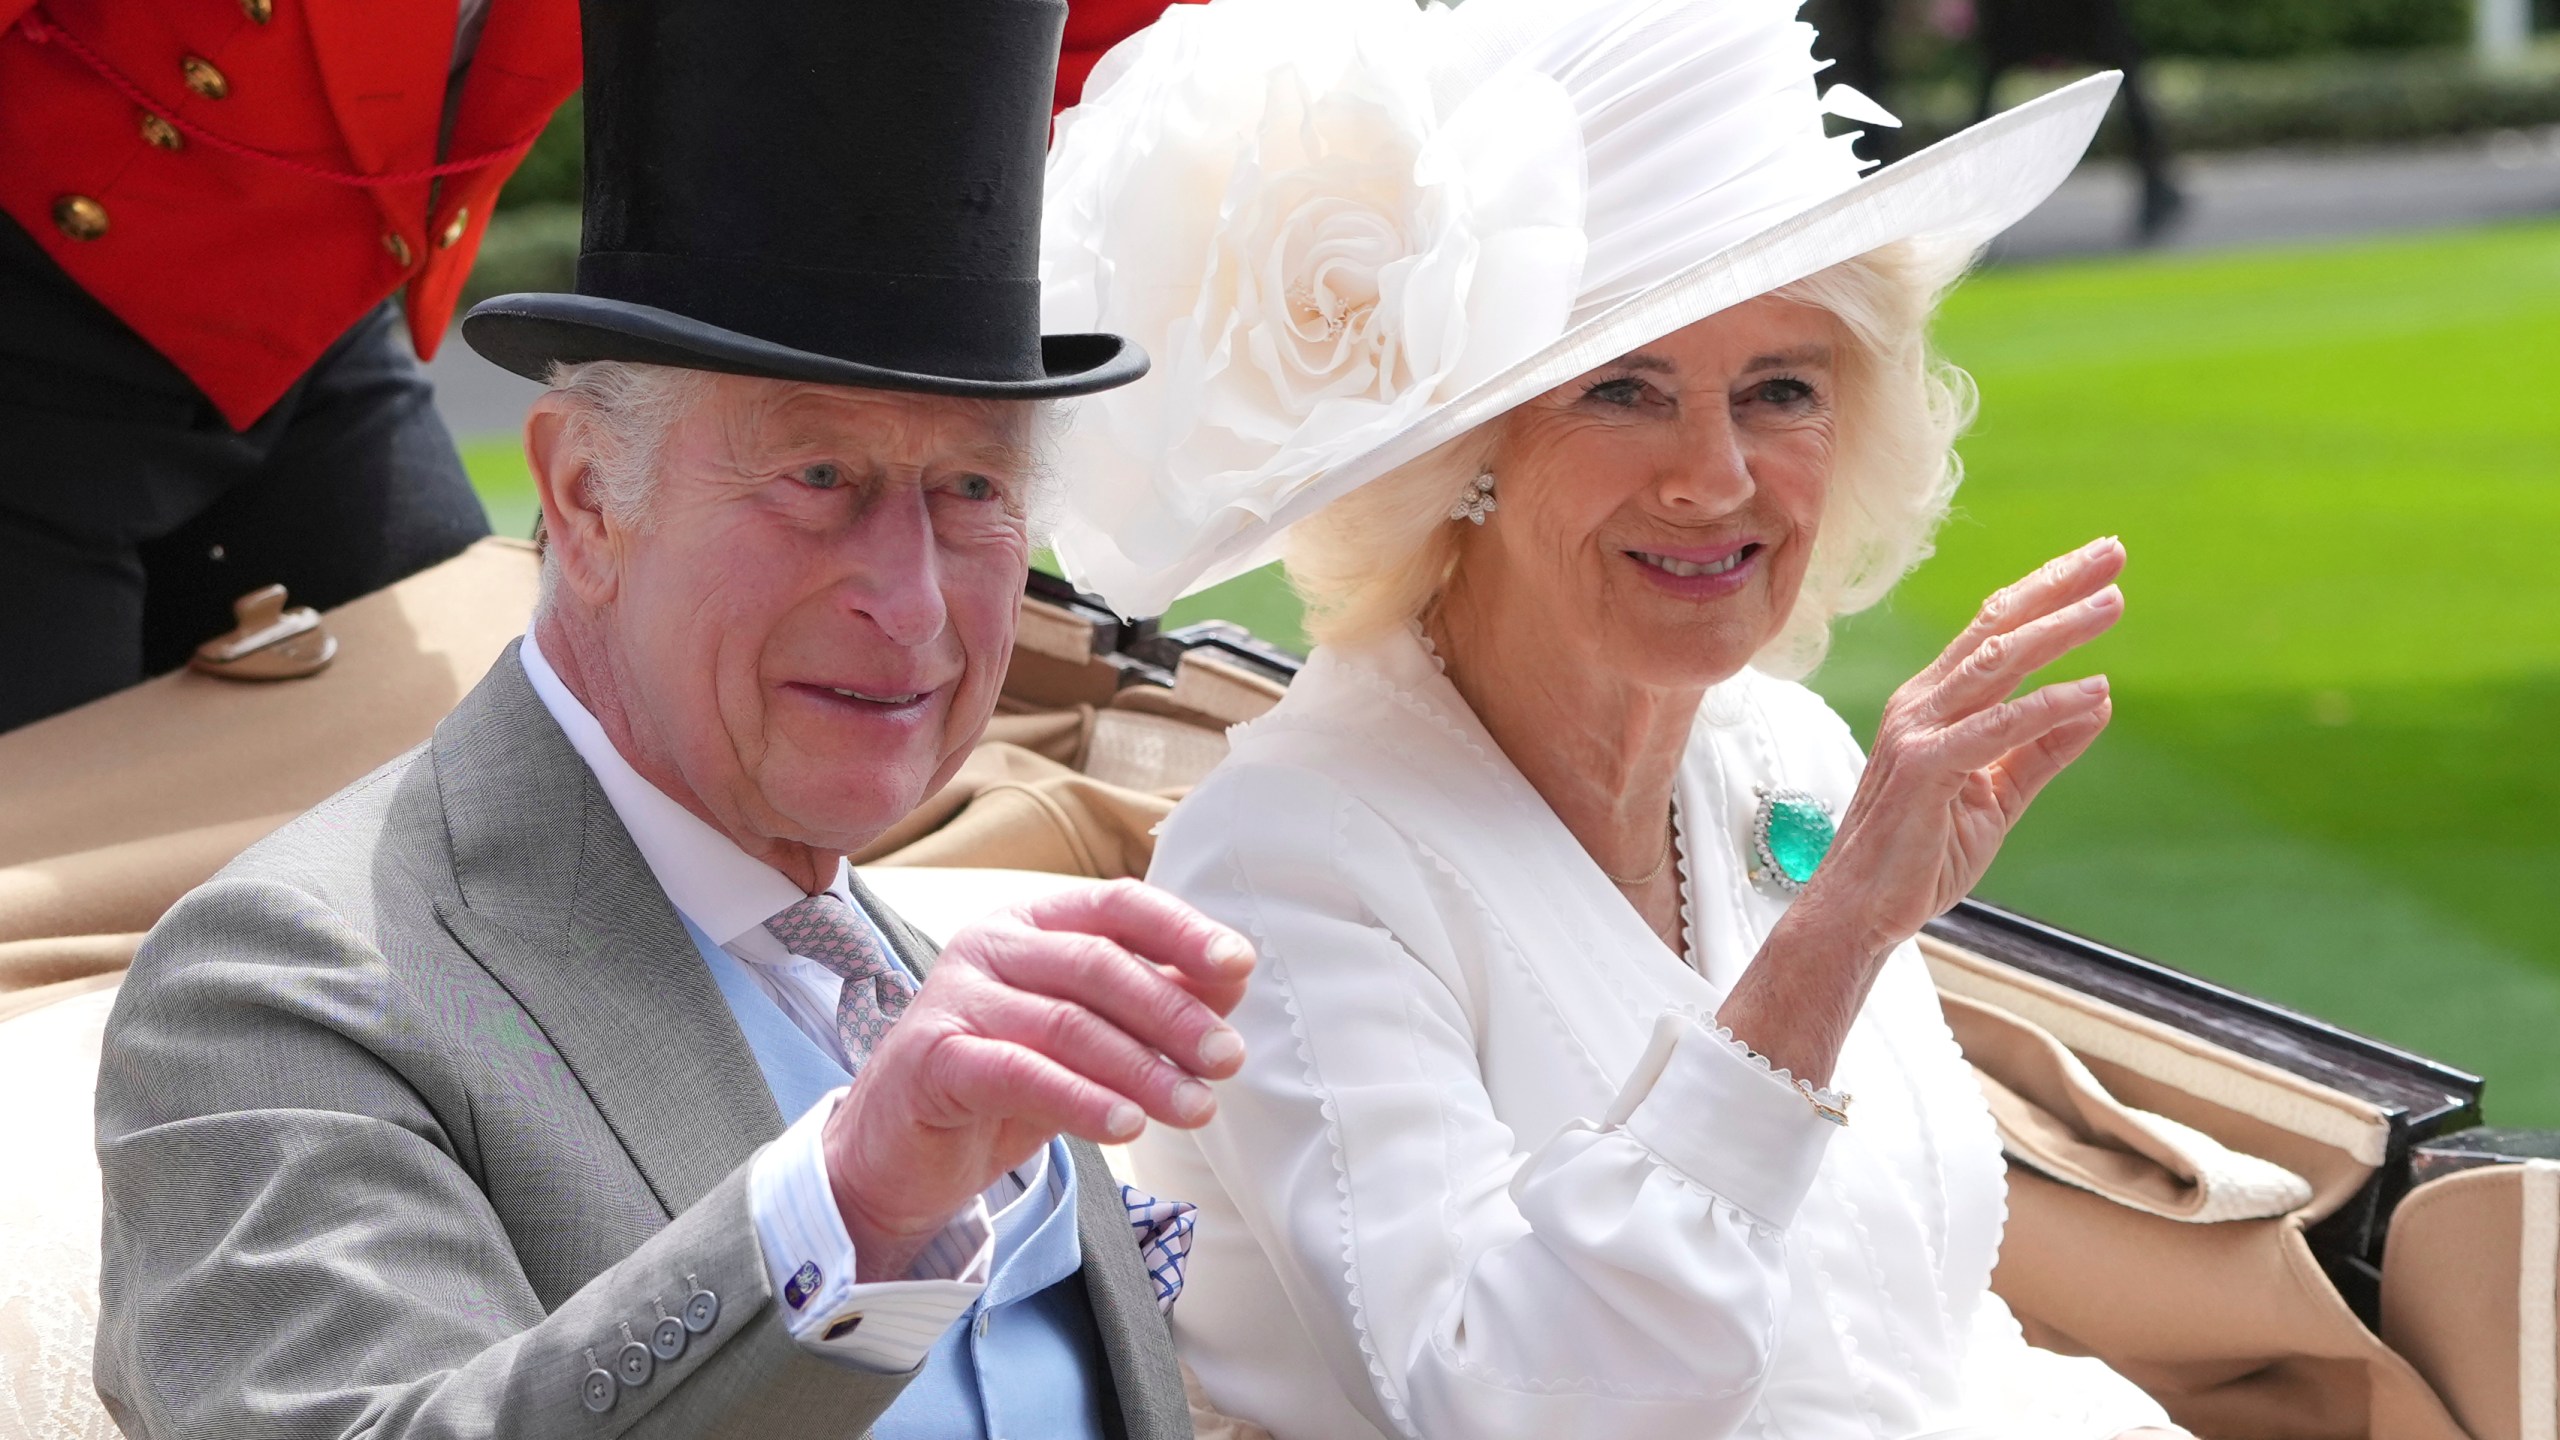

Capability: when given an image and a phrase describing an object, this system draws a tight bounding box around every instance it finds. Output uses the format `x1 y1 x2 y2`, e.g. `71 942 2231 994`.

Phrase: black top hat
461 0 1144 398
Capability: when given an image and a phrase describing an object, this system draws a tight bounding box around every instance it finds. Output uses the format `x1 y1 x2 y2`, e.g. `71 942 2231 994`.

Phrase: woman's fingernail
2078 674 2110 696
1173 1079 1215 1122
1198 1027 1244 1069
2089 584 2123 610
1108 1101 1145 1139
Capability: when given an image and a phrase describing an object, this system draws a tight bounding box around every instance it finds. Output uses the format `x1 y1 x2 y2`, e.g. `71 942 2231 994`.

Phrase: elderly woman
1042 0 2182 1436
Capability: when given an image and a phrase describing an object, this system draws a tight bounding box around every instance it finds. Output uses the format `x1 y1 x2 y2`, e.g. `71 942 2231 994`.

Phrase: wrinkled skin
529 373 1251 1279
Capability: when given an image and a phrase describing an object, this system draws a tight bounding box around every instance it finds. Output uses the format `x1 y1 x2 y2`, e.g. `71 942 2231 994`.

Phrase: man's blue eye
800 463 844 490
958 475 996 501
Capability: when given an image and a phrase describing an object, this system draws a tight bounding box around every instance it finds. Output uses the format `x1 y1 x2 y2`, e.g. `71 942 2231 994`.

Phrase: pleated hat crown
1041 0 2114 614
1434 0 1893 322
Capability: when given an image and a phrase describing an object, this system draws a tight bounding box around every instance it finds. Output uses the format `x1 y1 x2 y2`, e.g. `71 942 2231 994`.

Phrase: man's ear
525 400 620 607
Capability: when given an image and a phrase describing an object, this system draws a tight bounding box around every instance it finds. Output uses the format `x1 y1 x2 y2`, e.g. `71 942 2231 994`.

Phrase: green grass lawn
463 219 2560 1122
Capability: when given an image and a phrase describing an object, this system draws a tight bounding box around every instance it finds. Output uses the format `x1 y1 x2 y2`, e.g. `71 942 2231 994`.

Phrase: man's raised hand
820 879 1255 1280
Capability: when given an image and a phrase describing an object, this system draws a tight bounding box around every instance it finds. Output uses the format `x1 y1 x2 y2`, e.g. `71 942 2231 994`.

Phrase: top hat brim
460 293 1149 401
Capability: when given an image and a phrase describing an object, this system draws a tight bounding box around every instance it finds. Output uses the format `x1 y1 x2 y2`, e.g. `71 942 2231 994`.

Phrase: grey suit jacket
92 647 1191 1440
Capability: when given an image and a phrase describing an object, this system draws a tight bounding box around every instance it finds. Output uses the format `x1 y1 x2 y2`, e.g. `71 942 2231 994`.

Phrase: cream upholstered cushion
0 986 119 1440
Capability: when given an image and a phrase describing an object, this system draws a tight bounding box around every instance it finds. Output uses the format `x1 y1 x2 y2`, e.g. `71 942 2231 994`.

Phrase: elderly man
90 0 1239 1436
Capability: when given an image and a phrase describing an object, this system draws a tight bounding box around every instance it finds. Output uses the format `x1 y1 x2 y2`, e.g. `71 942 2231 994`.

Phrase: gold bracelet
1796 1078 1853 1127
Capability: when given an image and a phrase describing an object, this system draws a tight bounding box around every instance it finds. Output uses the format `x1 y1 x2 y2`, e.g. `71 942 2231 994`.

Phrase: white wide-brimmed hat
1040 0 2119 617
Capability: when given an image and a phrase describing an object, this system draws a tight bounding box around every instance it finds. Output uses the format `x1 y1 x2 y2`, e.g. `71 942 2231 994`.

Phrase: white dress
1137 627 2172 1440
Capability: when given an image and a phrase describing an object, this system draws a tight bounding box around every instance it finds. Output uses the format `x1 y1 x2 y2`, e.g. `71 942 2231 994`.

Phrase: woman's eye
1583 377 1650 408
1749 377 1815 407
797 462 845 490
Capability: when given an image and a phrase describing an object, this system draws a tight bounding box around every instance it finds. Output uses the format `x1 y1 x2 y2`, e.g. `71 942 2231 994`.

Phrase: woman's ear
525 400 621 608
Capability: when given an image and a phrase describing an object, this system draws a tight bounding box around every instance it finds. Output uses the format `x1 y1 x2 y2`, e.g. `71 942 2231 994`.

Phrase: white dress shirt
1135 626 2174 1440
520 633 1034 1372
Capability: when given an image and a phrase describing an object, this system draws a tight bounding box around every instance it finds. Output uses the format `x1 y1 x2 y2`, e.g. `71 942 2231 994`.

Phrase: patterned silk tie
763 893 918 1074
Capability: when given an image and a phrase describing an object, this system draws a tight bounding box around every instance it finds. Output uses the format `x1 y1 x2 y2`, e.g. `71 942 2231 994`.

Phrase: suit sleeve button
616 1324 655 1387
52 196 108 241
650 1312 689 1362
180 56 229 100
682 1279 720 1333
580 1353 617 1413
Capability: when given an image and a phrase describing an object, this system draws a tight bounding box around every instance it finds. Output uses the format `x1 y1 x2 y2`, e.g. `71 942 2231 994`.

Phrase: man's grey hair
532 359 1069 607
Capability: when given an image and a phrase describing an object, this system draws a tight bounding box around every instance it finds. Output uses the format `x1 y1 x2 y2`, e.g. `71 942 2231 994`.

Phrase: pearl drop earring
1449 471 1497 525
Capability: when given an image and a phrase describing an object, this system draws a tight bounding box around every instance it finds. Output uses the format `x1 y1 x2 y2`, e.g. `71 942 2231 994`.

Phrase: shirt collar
519 632 850 948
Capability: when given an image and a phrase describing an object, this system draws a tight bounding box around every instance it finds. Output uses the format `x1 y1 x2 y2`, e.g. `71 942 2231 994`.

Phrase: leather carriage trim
1921 935 2391 1167
1017 596 1104 664
1164 652 1286 727
2527 1160 2559 1440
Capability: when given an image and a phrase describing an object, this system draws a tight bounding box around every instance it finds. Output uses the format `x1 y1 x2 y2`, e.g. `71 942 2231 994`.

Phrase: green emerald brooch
1749 786 1834 894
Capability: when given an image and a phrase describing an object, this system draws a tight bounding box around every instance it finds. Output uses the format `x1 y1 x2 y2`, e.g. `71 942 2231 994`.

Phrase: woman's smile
1625 539 1766 598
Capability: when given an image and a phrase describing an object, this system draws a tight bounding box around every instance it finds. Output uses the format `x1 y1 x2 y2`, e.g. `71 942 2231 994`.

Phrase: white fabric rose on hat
1042 0 1587 616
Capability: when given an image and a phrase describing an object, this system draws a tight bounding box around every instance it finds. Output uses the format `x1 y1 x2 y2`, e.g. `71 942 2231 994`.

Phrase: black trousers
0 212 491 733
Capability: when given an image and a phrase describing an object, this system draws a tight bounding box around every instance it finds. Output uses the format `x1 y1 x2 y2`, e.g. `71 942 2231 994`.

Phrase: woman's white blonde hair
1284 238 1981 679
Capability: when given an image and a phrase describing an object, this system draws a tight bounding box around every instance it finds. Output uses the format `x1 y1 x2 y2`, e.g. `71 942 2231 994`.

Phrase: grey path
428 332 549 446
426 128 2560 442
1990 125 2560 263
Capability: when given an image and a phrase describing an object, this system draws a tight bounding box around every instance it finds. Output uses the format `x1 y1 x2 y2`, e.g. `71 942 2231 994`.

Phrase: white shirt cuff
748 1086 992 1371
1601 1010 1839 1228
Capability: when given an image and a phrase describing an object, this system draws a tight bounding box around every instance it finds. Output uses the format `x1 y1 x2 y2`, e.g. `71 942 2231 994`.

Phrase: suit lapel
431 644 784 1220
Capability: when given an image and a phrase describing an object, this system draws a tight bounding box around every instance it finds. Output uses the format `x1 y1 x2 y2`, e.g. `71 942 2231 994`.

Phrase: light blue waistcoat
683 916 1111 1440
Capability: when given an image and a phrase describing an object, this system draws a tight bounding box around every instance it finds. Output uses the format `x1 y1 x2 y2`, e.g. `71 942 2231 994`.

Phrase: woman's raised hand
1801 535 2125 959
1725 538 2123 1087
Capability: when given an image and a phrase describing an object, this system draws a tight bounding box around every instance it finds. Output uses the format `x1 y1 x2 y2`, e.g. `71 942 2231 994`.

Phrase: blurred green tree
2123 0 2467 57
497 90 583 211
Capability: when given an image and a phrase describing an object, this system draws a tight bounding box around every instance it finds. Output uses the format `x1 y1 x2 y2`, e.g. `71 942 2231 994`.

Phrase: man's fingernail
1198 1027 1244 1069
1173 1079 1215 1122
1211 935 1256 968
2079 674 2110 696
1108 1101 1144 1139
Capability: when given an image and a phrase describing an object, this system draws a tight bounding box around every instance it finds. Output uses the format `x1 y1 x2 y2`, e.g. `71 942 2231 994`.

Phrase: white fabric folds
1135 627 2173 1439
1041 0 2119 616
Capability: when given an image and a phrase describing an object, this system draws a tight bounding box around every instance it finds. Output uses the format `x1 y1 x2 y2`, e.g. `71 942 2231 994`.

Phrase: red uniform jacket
0 0 579 429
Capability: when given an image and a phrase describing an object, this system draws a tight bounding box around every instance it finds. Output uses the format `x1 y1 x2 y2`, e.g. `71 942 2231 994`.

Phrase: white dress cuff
1602 1010 1839 1228
747 1086 993 1371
